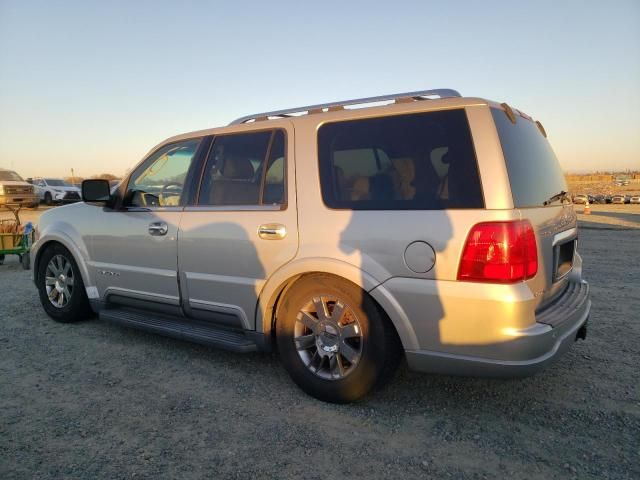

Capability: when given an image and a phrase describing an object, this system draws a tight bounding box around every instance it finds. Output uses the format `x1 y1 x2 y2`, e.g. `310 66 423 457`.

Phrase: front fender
31 222 93 295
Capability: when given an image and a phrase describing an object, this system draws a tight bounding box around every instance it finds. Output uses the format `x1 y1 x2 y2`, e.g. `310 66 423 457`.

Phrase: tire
276 274 402 403
0 254 4 265
44 192 53 206
36 243 92 323
21 252 31 270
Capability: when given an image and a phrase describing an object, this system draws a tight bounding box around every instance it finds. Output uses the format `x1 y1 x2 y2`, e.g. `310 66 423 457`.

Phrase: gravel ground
1 216 639 479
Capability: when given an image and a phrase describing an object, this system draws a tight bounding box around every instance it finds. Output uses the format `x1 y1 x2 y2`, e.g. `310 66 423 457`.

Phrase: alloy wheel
294 295 363 380
45 254 74 308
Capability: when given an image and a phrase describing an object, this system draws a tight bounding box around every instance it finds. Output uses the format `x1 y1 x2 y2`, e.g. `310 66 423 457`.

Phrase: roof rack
229 88 462 125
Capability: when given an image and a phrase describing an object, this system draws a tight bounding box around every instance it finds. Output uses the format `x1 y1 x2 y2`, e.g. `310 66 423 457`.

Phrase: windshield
491 108 567 207
45 179 68 187
0 170 24 182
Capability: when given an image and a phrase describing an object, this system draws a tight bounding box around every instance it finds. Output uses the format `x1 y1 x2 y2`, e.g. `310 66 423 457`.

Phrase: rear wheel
44 192 52 206
37 243 92 322
276 275 401 403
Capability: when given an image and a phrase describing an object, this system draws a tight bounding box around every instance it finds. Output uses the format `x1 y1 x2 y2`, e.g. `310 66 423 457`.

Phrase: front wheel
276 275 401 403
44 192 52 206
37 243 92 322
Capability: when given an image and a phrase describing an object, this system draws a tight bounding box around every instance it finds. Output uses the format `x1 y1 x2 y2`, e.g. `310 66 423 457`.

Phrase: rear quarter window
318 109 484 210
491 108 567 207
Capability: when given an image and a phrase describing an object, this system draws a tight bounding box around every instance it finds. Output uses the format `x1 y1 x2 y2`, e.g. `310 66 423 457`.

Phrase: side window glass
125 138 201 207
263 130 285 205
318 109 483 210
198 130 286 207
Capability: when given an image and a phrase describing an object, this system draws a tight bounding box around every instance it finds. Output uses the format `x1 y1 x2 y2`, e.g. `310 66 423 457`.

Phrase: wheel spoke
45 277 57 286
294 334 315 351
66 275 75 287
63 262 72 277
57 291 64 307
340 340 359 363
340 322 360 339
48 287 58 300
330 301 345 323
54 256 62 273
63 286 72 301
307 351 321 372
298 311 318 332
313 296 330 322
330 354 346 378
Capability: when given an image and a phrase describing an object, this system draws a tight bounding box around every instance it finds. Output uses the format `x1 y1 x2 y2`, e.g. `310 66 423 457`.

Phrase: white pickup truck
0 169 39 208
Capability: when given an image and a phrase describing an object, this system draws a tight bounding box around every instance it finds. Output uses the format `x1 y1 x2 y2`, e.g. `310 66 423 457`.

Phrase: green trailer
0 206 34 270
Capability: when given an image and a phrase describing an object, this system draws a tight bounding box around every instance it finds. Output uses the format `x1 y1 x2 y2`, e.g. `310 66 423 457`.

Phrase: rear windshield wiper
543 190 570 206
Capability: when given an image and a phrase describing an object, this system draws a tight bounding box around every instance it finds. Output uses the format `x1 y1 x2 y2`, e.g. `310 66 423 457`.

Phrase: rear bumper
404 280 591 377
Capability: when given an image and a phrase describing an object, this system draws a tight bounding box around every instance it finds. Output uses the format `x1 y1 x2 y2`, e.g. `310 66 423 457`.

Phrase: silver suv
32 89 591 403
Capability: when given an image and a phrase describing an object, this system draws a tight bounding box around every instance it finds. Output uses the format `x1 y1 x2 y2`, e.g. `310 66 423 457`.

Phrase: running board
99 308 257 353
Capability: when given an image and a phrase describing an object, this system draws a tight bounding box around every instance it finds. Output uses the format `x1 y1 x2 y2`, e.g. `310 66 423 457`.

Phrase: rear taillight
457 220 538 283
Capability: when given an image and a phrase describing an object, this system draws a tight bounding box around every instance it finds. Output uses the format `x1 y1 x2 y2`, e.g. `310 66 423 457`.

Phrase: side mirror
82 179 111 203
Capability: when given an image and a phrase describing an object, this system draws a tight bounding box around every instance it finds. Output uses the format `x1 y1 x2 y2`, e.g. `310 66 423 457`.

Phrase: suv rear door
178 126 298 330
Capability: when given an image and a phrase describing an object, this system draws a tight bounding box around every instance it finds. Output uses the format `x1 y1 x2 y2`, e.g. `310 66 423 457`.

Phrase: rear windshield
318 109 484 210
491 108 567 207
0 170 23 182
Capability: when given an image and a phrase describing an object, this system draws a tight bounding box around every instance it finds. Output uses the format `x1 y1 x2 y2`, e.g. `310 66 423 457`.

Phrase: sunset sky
1 0 638 179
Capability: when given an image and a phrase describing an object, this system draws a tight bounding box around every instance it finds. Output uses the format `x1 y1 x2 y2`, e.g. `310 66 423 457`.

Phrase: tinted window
318 109 483 210
126 138 201 207
45 179 67 187
198 130 285 206
491 108 567 207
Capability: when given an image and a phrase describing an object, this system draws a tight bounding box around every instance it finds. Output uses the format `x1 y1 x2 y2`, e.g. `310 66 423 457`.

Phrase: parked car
32 178 82 205
611 195 627 204
31 89 591 403
573 194 588 204
629 195 640 204
593 194 607 204
0 169 39 208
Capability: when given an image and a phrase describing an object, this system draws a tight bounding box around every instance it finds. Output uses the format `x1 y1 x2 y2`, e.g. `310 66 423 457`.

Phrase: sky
0 0 638 179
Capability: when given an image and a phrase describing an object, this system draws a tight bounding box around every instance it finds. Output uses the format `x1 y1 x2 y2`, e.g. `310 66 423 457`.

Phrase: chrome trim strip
184 271 262 287
183 205 282 212
552 227 578 246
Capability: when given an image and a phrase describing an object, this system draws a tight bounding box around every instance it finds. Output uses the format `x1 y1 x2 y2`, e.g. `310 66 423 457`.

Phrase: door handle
148 222 168 236
258 223 287 240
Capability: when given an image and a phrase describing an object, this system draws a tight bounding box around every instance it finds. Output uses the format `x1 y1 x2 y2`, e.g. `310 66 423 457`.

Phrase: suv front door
178 127 297 329
87 138 205 313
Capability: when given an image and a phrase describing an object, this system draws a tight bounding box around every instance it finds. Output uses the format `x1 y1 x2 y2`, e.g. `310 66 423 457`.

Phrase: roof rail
229 88 462 125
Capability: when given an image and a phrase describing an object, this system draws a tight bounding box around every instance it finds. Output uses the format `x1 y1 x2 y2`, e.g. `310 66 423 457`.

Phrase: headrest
221 155 254 179
391 157 416 181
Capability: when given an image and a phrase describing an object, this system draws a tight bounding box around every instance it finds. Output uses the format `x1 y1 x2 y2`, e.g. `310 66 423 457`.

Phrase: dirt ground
1 206 639 479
